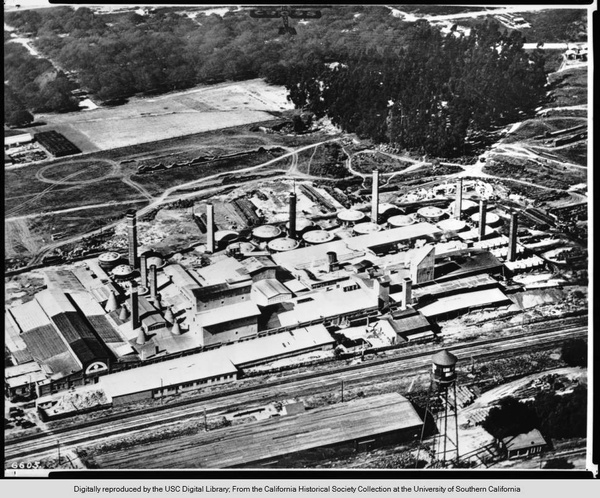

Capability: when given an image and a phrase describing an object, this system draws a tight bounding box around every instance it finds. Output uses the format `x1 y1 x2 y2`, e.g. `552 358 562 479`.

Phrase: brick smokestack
140 252 148 292
149 264 157 301
478 199 487 242
127 210 138 268
206 203 215 253
402 277 412 310
130 281 140 331
288 191 297 239
327 251 338 273
454 178 463 220
508 212 519 262
371 169 379 223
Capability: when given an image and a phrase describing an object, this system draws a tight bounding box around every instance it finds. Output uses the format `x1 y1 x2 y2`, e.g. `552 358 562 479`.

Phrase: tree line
283 20 547 157
5 6 548 154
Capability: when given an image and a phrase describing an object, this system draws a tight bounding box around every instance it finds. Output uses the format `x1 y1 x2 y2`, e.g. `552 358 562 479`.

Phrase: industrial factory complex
6 169 542 418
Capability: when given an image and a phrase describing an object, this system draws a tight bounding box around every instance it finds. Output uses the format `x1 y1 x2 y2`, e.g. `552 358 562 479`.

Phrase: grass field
503 116 587 144
20 79 293 152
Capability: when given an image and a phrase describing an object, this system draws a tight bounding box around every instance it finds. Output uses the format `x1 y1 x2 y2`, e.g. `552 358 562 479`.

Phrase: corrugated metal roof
5 312 33 364
36 289 77 316
42 351 83 378
21 325 70 360
94 393 422 469
51 313 111 365
9 300 53 332
87 315 124 343
44 269 86 292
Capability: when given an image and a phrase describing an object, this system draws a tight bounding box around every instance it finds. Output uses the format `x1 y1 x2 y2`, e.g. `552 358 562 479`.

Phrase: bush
482 396 539 440
561 339 587 368
543 457 574 469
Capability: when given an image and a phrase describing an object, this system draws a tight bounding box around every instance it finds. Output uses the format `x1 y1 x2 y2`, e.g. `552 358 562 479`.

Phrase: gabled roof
252 279 292 300
502 428 547 451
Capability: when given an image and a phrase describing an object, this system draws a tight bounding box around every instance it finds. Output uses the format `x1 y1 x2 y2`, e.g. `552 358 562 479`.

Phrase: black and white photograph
3 0 593 481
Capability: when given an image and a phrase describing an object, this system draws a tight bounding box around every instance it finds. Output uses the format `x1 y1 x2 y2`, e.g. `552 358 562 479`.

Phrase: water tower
417 349 460 467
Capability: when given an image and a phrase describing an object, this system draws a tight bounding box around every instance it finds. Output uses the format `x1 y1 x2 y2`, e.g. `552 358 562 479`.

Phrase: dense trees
483 396 539 440
5 85 34 127
4 39 79 118
483 386 587 442
5 6 548 150
561 339 587 368
285 20 548 157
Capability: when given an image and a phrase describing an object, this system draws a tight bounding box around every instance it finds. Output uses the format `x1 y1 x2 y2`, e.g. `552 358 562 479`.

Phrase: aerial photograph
4 2 590 474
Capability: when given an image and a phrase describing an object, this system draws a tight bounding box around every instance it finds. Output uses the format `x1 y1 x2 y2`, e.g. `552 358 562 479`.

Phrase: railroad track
4 323 586 462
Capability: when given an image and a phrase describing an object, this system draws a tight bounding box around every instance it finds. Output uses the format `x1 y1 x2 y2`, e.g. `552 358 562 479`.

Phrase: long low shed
94 393 423 469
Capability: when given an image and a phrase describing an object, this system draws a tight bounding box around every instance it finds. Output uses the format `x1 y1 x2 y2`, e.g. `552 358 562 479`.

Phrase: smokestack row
289 192 297 239
206 204 215 253
127 210 138 268
478 199 487 242
454 179 463 220
371 169 379 224
507 212 518 262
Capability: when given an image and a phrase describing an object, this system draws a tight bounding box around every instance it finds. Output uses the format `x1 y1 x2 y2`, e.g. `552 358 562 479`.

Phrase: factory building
251 279 293 307
410 245 435 284
97 393 422 468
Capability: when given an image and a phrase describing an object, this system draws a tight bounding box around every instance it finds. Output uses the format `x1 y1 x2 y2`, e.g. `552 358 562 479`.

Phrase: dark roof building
94 393 423 469
35 290 112 375
499 429 548 459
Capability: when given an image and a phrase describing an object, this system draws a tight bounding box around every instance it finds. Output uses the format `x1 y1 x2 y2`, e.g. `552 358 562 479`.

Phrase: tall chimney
508 212 519 262
140 252 148 292
288 192 297 239
402 277 412 310
206 203 215 253
454 178 463 220
130 281 140 331
478 199 487 242
149 264 158 301
327 251 338 272
127 210 138 268
371 169 380 223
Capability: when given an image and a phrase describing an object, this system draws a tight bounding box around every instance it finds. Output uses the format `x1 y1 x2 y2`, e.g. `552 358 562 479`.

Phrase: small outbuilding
499 428 548 459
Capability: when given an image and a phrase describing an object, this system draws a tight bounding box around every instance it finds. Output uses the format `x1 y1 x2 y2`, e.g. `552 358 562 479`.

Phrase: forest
5 6 553 155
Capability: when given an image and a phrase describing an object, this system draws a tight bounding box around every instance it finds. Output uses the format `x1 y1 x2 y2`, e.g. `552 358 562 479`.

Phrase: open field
17 79 293 152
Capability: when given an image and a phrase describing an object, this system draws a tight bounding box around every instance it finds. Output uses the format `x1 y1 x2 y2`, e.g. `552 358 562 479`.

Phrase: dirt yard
24 79 294 152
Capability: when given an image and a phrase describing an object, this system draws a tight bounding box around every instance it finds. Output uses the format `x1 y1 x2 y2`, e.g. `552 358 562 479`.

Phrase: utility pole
341 379 344 402
57 440 61 465
203 408 207 432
